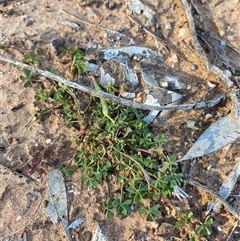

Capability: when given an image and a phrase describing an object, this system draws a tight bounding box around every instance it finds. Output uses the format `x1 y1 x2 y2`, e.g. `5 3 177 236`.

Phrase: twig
0 114 38 184
0 54 225 111
0 162 38 184
3 200 42 238
3 115 34 159
210 36 240 54
114 149 153 185
226 220 238 241
187 178 240 220
211 158 240 213
125 13 169 53
60 9 106 30
60 10 134 44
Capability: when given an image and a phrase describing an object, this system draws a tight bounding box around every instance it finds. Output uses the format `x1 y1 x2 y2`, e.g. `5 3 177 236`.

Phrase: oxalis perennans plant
18 47 215 237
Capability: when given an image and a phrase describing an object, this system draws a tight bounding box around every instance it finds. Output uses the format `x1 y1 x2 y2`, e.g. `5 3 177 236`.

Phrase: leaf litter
177 115 240 162
45 169 72 241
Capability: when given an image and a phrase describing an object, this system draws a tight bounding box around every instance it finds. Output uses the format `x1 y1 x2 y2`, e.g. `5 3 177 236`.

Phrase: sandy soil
0 0 240 240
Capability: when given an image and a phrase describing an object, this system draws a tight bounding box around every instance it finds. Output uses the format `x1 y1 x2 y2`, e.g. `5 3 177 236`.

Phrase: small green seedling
35 89 48 102
70 48 87 76
176 211 194 228
59 166 74 177
112 195 132 216
53 83 72 104
138 204 161 221
20 68 33 87
195 216 213 236
36 111 44 122
25 50 42 65
45 67 57 74
127 182 148 203
104 198 117 219
59 47 87 78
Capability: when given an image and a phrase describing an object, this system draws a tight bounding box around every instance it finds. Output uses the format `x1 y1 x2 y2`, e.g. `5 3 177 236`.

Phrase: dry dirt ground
0 0 240 241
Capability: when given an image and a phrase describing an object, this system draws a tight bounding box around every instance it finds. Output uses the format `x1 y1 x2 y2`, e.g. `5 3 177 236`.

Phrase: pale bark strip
0 54 224 111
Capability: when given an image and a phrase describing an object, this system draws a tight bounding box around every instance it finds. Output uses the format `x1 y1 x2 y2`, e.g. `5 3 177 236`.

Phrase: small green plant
127 181 148 203
46 67 57 74
53 82 73 104
176 211 194 228
51 82 84 125
138 204 161 221
59 47 87 78
20 50 43 87
195 216 213 236
20 68 33 87
112 195 132 216
59 166 74 177
24 50 42 65
92 77 115 123
35 89 48 101
36 110 44 122
104 198 117 219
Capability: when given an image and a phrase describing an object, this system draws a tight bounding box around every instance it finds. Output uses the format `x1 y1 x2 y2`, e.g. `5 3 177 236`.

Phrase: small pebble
207 164 212 171
217 226 223 232
187 120 199 130
220 39 226 47
45 5 51 12
151 221 159 229
207 81 216 88
46 139 51 144
120 92 135 99
0 33 5 42
131 203 135 211
103 32 108 38
16 215 22 221
133 55 141 61
204 113 213 120
219 30 225 37
223 69 231 78
191 64 198 71
227 35 234 42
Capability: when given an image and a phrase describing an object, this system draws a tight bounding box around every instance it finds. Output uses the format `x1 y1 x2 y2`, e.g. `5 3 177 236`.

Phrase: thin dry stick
226 220 238 241
3 115 34 159
114 149 153 185
61 9 106 30
125 13 169 52
2 200 42 238
0 162 38 184
61 9 133 42
0 54 225 111
187 179 240 220
0 114 38 184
